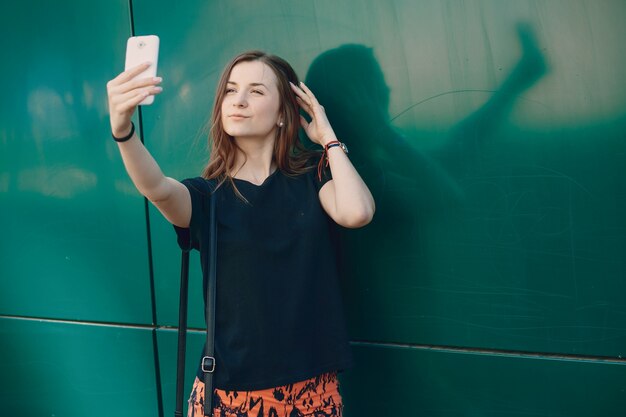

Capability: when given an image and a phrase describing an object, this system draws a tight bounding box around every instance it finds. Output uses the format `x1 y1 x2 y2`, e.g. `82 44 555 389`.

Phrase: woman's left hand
290 81 337 147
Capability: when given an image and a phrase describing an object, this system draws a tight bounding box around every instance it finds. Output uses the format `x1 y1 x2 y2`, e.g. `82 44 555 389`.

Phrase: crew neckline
232 168 280 187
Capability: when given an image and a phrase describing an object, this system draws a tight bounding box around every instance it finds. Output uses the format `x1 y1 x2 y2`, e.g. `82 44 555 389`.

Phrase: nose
233 91 248 108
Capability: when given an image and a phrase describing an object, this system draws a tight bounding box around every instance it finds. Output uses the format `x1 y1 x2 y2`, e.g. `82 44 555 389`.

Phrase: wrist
112 122 135 142
320 138 336 147
112 122 133 138
317 139 348 182
324 140 349 154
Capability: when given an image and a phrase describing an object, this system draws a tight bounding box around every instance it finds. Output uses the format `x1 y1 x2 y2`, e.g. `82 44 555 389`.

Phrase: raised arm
107 62 191 228
291 81 375 228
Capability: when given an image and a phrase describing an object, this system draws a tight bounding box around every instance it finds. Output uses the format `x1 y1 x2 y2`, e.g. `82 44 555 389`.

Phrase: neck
231 135 277 180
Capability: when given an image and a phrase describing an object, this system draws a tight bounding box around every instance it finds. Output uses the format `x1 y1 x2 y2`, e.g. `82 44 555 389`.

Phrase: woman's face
221 60 282 141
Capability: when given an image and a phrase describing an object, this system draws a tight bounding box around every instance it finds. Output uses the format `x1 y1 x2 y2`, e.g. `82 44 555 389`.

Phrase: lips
229 114 249 119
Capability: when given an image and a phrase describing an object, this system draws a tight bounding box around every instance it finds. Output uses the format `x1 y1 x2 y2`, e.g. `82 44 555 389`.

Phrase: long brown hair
202 50 319 201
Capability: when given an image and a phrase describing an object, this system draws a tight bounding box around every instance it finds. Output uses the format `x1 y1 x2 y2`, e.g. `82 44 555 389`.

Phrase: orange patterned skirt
187 371 343 417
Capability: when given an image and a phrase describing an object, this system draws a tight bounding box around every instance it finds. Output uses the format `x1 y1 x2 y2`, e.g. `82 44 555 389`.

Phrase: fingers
290 81 319 108
299 114 309 130
108 62 162 98
297 81 319 105
295 96 312 115
111 87 163 106
290 82 311 107
122 90 155 110
107 63 163 120
110 74 162 96
291 81 328 124
113 62 152 84
113 86 162 112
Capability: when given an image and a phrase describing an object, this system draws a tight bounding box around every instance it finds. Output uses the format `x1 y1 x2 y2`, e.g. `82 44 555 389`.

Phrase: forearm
325 144 375 226
287 81 375 225
116 130 169 201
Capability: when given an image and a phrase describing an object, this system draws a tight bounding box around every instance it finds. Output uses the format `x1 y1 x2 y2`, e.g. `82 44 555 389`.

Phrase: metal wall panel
0 1 158 415
341 344 626 416
0 317 158 416
0 0 153 324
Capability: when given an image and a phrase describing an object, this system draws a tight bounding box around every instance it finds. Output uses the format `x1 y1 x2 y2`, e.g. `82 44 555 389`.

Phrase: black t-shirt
173 160 353 391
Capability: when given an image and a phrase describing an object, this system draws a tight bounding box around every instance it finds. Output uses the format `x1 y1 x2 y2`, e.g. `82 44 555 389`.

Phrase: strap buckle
202 356 216 373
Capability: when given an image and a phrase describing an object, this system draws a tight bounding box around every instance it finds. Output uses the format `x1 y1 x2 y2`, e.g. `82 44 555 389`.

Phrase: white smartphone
124 35 160 105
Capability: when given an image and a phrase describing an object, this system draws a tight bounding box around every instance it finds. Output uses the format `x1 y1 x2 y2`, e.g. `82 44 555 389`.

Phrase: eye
251 89 264 95
225 87 236 93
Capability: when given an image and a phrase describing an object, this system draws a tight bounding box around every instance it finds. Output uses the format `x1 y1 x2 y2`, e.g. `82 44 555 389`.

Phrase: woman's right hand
106 62 163 138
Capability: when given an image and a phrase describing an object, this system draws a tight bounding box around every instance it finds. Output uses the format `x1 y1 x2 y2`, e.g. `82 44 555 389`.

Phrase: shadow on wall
305 23 548 280
305 22 548 221
305 17 626 357
303 22 576 348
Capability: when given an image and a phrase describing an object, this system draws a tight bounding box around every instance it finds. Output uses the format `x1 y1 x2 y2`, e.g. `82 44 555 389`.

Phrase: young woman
107 50 375 417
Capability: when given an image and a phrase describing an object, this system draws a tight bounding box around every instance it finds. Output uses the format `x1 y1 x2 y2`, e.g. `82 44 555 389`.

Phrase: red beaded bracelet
317 140 348 181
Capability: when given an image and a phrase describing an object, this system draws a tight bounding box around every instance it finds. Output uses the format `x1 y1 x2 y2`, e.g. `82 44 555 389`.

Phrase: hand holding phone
107 35 162 137
124 35 160 105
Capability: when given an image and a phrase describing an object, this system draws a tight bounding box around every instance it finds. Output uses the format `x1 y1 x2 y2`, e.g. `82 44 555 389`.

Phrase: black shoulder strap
202 188 217 416
174 182 217 417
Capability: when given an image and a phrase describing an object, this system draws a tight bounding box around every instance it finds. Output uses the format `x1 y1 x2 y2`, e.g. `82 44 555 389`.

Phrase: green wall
1 1 625 416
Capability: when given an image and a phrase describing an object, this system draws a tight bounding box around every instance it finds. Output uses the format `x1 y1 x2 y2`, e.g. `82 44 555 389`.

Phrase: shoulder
181 177 217 195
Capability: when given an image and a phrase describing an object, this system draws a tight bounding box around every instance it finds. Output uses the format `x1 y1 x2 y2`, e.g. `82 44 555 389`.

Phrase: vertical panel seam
128 1 164 416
